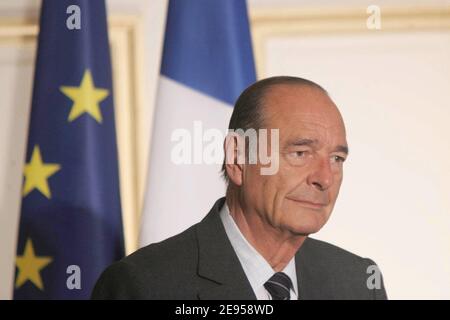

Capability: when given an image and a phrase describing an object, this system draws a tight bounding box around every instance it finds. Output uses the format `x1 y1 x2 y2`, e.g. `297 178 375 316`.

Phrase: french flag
140 0 256 246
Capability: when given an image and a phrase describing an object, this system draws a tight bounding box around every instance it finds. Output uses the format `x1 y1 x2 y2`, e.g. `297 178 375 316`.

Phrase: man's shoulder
127 223 199 267
303 237 378 271
301 237 378 277
299 237 387 299
91 224 200 299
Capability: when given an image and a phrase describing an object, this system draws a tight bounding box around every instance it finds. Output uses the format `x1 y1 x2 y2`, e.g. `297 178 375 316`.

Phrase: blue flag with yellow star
14 0 124 299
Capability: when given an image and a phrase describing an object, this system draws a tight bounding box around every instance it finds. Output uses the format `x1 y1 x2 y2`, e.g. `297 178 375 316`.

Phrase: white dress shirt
219 202 298 300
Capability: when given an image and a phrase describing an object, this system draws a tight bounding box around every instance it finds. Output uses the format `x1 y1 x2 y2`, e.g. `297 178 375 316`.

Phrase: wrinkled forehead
262 84 347 146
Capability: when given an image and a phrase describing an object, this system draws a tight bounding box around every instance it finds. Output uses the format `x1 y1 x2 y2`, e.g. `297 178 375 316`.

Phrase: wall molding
250 6 450 77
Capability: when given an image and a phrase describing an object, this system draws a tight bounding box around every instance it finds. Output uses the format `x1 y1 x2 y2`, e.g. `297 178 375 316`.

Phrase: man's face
241 84 348 236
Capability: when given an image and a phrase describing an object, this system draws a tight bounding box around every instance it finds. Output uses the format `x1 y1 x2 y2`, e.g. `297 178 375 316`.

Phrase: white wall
249 0 450 8
0 40 35 301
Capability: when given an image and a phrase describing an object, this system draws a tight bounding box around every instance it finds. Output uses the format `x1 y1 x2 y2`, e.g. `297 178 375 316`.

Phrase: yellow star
60 69 109 123
15 238 53 290
23 145 61 199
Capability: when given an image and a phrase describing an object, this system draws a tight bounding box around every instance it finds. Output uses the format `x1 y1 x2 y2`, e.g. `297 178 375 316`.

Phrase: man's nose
307 157 333 191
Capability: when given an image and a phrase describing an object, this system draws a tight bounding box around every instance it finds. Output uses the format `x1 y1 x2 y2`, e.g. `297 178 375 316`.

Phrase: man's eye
294 151 306 157
332 155 346 163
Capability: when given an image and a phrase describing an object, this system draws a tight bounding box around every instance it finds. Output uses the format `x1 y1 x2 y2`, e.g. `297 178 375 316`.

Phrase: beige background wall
0 0 449 299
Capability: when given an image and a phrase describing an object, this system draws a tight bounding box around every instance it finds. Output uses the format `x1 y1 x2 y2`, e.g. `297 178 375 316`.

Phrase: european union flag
14 0 124 299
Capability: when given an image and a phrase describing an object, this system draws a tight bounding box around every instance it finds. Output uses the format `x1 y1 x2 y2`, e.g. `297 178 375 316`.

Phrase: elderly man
92 76 387 300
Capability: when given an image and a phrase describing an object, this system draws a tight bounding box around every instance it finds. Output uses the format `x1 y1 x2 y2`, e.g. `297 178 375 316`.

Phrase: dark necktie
264 272 293 300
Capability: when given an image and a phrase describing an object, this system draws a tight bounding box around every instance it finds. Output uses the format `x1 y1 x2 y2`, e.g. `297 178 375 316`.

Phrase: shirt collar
219 201 298 295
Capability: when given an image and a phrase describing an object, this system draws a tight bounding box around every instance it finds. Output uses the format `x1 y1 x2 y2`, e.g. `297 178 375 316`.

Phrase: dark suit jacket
92 197 387 299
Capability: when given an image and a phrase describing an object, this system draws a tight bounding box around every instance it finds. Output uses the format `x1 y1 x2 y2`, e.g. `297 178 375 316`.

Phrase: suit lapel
196 198 256 300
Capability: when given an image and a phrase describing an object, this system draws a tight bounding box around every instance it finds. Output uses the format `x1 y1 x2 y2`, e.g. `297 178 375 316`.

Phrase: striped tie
264 272 293 300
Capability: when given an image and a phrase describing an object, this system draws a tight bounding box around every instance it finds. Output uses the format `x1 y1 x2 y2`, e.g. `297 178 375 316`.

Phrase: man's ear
224 133 244 186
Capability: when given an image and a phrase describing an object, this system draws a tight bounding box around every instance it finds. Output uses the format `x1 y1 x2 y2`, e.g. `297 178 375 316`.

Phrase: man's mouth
287 197 328 209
